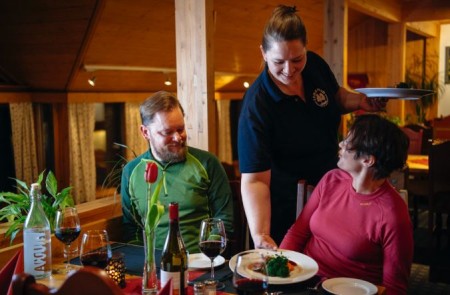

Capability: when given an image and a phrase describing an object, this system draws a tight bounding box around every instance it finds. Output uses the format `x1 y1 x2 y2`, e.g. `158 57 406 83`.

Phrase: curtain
68 103 96 204
9 103 39 184
216 99 232 164
124 102 147 160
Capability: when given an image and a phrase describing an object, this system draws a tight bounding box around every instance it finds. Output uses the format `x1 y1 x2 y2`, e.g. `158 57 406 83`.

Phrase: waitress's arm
335 87 387 113
241 170 278 250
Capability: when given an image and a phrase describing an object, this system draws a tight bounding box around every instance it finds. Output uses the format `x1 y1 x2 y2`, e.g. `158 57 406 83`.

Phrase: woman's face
261 39 307 86
337 135 362 173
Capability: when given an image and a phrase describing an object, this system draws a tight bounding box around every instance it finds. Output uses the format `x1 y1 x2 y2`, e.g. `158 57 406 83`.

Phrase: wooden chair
427 140 450 238
426 140 450 284
389 168 409 205
404 124 433 155
221 162 238 180
401 126 423 155
12 267 123 295
227 179 249 256
432 115 450 142
296 180 315 218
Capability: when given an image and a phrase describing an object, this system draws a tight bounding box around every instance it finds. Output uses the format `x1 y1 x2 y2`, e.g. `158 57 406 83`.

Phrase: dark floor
408 211 450 294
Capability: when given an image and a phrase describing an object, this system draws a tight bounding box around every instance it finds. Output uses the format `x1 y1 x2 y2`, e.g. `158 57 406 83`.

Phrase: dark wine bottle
160 202 188 295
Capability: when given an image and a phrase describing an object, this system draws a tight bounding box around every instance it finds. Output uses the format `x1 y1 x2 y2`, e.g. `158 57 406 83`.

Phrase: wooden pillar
324 0 350 135
52 102 70 189
174 0 216 153
387 23 406 122
323 0 348 86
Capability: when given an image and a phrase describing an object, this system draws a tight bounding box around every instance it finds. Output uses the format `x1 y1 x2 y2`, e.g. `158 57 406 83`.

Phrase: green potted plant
404 52 445 125
0 170 74 245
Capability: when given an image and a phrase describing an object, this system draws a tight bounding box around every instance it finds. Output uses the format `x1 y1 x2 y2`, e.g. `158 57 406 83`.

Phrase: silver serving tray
355 88 434 100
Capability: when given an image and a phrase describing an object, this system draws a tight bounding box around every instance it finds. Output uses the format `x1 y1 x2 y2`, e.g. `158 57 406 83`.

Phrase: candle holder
105 252 126 288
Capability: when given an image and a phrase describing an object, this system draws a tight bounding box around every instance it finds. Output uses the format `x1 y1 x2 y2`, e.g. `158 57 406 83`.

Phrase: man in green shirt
121 91 234 253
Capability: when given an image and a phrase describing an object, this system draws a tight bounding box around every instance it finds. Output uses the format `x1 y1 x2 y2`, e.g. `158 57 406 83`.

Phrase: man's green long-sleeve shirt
121 147 234 253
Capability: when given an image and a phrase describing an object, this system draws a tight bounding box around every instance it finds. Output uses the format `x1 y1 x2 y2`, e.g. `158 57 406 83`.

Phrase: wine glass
232 253 268 295
54 207 81 273
80 230 112 269
198 218 227 289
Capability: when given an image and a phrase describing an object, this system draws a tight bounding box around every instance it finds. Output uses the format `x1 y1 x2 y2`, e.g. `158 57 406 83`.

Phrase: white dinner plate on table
322 277 377 295
188 253 225 269
228 249 318 285
355 88 433 100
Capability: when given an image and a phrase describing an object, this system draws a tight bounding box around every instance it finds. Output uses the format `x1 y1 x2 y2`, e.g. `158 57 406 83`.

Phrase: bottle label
160 270 187 295
23 231 52 279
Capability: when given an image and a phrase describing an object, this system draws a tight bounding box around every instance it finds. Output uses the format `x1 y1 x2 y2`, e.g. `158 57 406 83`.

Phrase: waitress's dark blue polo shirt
237 51 343 243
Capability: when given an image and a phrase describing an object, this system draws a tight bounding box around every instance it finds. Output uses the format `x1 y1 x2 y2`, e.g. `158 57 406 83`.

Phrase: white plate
355 88 434 100
228 249 318 285
322 277 377 295
188 253 225 269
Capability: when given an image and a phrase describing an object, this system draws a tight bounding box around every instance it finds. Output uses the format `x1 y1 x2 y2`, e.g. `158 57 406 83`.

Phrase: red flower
145 162 158 183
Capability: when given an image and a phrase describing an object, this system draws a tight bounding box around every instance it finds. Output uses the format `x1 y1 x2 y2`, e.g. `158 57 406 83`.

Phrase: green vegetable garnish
266 254 290 278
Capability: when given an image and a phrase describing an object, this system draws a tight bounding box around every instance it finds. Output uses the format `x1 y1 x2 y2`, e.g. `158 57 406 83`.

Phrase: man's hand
253 233 278 250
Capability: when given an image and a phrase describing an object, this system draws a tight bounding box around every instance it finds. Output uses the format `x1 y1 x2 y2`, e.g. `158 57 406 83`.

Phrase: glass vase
142 229 158 295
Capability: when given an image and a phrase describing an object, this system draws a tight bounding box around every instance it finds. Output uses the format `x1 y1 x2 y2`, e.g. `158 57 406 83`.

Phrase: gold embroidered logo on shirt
312 88 328 107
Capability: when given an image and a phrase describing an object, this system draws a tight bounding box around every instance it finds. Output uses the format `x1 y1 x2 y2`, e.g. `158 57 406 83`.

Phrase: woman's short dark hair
348 114 409 180
140 91 185 126
261 5 307 52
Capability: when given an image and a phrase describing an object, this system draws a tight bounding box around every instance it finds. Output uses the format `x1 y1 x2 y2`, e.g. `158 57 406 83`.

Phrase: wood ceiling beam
348 0 402 23
402 0 450 22
406 21 440 38
67 0 106 91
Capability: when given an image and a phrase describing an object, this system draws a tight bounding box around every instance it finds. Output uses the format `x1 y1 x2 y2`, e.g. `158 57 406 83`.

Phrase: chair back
12 267 123 295
405 124 433 154
228 179 249 256
429 140 450 201
432 115 450 141
424 140 450 233
401 127 423 154
296 179 315 218
388 168 409 205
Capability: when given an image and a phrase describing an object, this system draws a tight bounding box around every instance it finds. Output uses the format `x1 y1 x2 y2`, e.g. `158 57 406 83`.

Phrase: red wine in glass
80 230 112 269
199 218 227 290
55 227 81 245
198 240 225 259
80 252 111 269
233 253 268 295
235 278 268 295
55 207 81 273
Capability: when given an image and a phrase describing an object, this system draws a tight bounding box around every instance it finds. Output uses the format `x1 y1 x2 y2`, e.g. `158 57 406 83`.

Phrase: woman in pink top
280 114 413 294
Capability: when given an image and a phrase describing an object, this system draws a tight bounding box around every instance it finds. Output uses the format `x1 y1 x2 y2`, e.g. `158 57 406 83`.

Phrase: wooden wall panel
348 18 389 88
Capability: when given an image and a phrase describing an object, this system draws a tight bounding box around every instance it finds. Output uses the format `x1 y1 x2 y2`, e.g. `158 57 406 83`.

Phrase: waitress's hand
253 233 278 250
360 95 388 112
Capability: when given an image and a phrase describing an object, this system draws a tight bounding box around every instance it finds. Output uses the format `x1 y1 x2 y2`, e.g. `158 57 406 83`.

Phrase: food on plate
246 252 302 278
248 253 300 278
266 254 298 277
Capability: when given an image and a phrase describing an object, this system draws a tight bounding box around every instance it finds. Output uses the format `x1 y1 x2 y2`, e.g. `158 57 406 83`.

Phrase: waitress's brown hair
261 5 307 52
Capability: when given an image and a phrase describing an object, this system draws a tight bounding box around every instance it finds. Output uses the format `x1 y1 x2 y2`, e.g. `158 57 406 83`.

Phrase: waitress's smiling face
261 39 307 86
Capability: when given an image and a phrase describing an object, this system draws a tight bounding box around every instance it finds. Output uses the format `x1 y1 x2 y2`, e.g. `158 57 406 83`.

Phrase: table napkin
0 249 24 295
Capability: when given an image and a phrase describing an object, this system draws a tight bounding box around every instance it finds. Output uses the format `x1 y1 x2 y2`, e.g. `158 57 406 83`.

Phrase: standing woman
238 5 386 249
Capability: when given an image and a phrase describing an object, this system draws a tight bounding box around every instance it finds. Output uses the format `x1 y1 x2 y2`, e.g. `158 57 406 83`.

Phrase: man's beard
152 143 187 164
